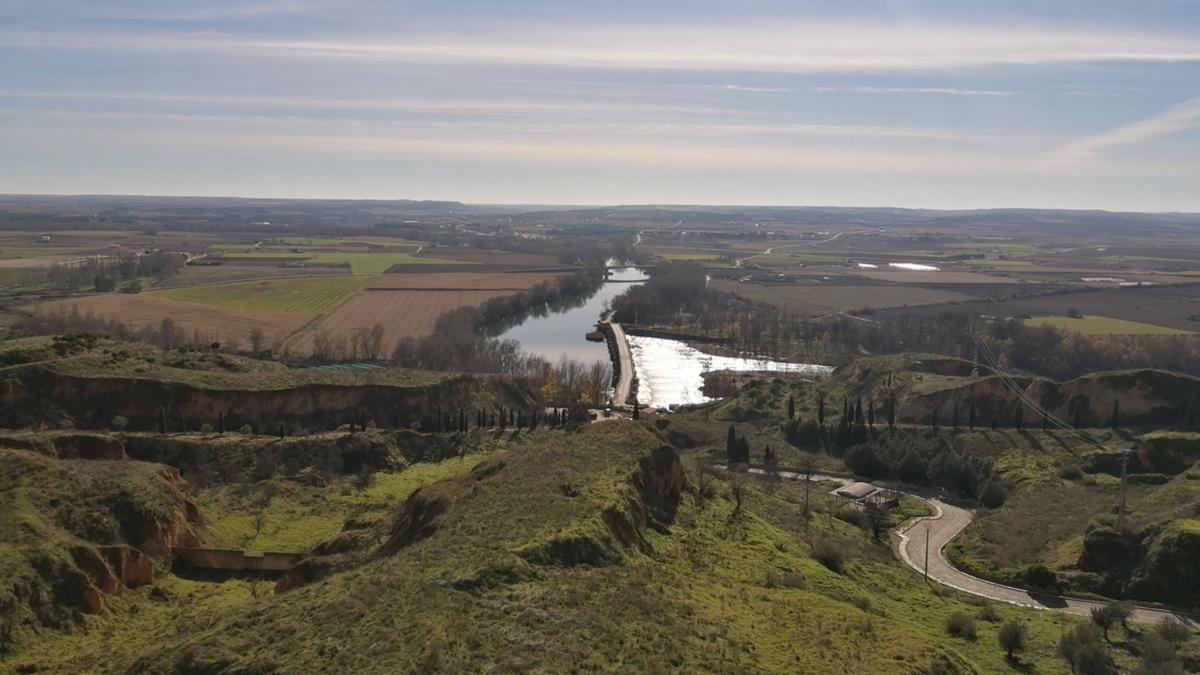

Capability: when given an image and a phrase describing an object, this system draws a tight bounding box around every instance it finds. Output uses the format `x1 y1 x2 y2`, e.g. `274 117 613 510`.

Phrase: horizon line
1 192 1197 217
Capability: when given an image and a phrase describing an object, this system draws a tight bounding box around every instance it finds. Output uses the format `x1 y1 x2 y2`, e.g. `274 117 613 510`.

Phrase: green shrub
998 620 1026 659
1021 564 1058 590
945 612 977 639
976 603 1001 622
812 537 846 573
1058 465 1084 480
978 479 1007 508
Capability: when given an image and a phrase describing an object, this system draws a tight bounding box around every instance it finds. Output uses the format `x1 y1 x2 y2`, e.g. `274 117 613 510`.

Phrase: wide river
497 265 832 409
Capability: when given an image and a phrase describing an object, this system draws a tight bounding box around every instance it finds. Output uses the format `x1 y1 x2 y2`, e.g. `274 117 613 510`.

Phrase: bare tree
249 327 266 353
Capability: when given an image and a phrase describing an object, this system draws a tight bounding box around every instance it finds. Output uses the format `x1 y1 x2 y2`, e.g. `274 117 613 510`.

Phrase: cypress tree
787 394 795 420
886 395 896 428
278 422 285 439
1072 403 1083 429
1110 399 1120 430
180 413 186 433
726 425 738 465
990 415 998 431
1014 404 1024 429
632 393 640 420
867 399 875 427
968 401 976 430
1041 412 1049 431
951 403 960 430
930 408 940 430
530 409 538 430
218 412 225 435
817 394 826 425
854 398 863 424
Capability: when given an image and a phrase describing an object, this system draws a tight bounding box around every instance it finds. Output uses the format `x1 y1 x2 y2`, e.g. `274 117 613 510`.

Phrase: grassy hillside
0 449 201 654
7 422 1172 673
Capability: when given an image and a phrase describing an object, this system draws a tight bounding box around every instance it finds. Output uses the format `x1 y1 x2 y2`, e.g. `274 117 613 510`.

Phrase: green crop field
152 276 369 313
221 251 469 274
962 258 1034 266
655 252 724 261
1024 314 1192 335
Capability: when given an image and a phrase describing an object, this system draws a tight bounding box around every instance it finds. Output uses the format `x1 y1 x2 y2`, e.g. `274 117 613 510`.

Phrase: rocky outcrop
101 545 154 587
0 368 526 434
1077 518 1200 609
900 369 1200 428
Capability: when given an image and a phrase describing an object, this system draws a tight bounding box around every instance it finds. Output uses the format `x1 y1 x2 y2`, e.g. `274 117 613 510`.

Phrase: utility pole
1117 448 1133 531
924 524 930 582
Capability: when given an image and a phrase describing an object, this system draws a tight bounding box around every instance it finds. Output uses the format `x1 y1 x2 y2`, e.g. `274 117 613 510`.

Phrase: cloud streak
814 86 1013 96
1047 95 1200 164
3 22 1199 72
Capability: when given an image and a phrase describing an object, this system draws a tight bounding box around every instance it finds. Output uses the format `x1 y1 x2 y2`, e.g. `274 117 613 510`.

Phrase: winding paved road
741 466 1192 626
895 499 1189 625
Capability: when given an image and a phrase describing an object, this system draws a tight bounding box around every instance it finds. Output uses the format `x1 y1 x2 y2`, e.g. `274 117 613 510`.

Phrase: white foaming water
888 262 940 271
856 262 878 268
627 335 832 409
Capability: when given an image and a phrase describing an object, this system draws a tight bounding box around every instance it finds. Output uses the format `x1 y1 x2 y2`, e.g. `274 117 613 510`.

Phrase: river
496 264 648 363
497 264 831 409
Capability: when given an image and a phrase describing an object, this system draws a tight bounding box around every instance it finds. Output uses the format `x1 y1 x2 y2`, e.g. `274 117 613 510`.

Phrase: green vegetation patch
222 251 471 274
1024 315 1191 335
199 452 501 554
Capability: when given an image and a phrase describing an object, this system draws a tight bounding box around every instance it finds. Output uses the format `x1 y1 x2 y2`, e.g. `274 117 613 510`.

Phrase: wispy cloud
0 89 731 117
3 22 1198 72
814 86 1013 96
1046 95 1200 164
720 84 792 93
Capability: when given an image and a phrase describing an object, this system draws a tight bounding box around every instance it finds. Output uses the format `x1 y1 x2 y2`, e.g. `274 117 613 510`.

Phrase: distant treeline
2 252 184 295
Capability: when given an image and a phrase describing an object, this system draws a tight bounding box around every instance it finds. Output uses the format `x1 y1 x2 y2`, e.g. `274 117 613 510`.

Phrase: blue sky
2 0 1199 210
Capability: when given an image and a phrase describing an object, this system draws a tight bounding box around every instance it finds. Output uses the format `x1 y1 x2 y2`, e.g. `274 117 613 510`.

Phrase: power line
971 336 1107 451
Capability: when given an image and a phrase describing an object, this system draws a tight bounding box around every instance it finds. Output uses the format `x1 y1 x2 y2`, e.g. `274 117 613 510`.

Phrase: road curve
739 466 1191 625
896 499 1190 625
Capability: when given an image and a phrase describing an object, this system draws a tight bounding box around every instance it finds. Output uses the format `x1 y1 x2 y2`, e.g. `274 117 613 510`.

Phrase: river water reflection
497 264 831 408
495 265 648 364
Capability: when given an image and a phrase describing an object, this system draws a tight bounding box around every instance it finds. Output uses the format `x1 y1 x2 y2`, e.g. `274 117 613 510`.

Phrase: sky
2 0 1199 210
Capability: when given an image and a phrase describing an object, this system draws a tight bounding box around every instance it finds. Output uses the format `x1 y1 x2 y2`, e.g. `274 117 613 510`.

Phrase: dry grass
34 294 314 348
286 288 519 353
366 272 559 290
711 278 971 313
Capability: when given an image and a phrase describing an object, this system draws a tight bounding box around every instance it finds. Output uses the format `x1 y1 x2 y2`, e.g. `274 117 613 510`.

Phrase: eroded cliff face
0 450 205 643
897 370 1200 427
1 370 533 433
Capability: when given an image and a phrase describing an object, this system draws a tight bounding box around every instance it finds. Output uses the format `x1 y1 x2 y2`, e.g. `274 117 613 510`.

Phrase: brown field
712 278 972 314
33 294 314 348
286 288 519 354
415 248 563 268
365 272 559 290
851 269 1020 285
154 265 347 288
872 283 1200 331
